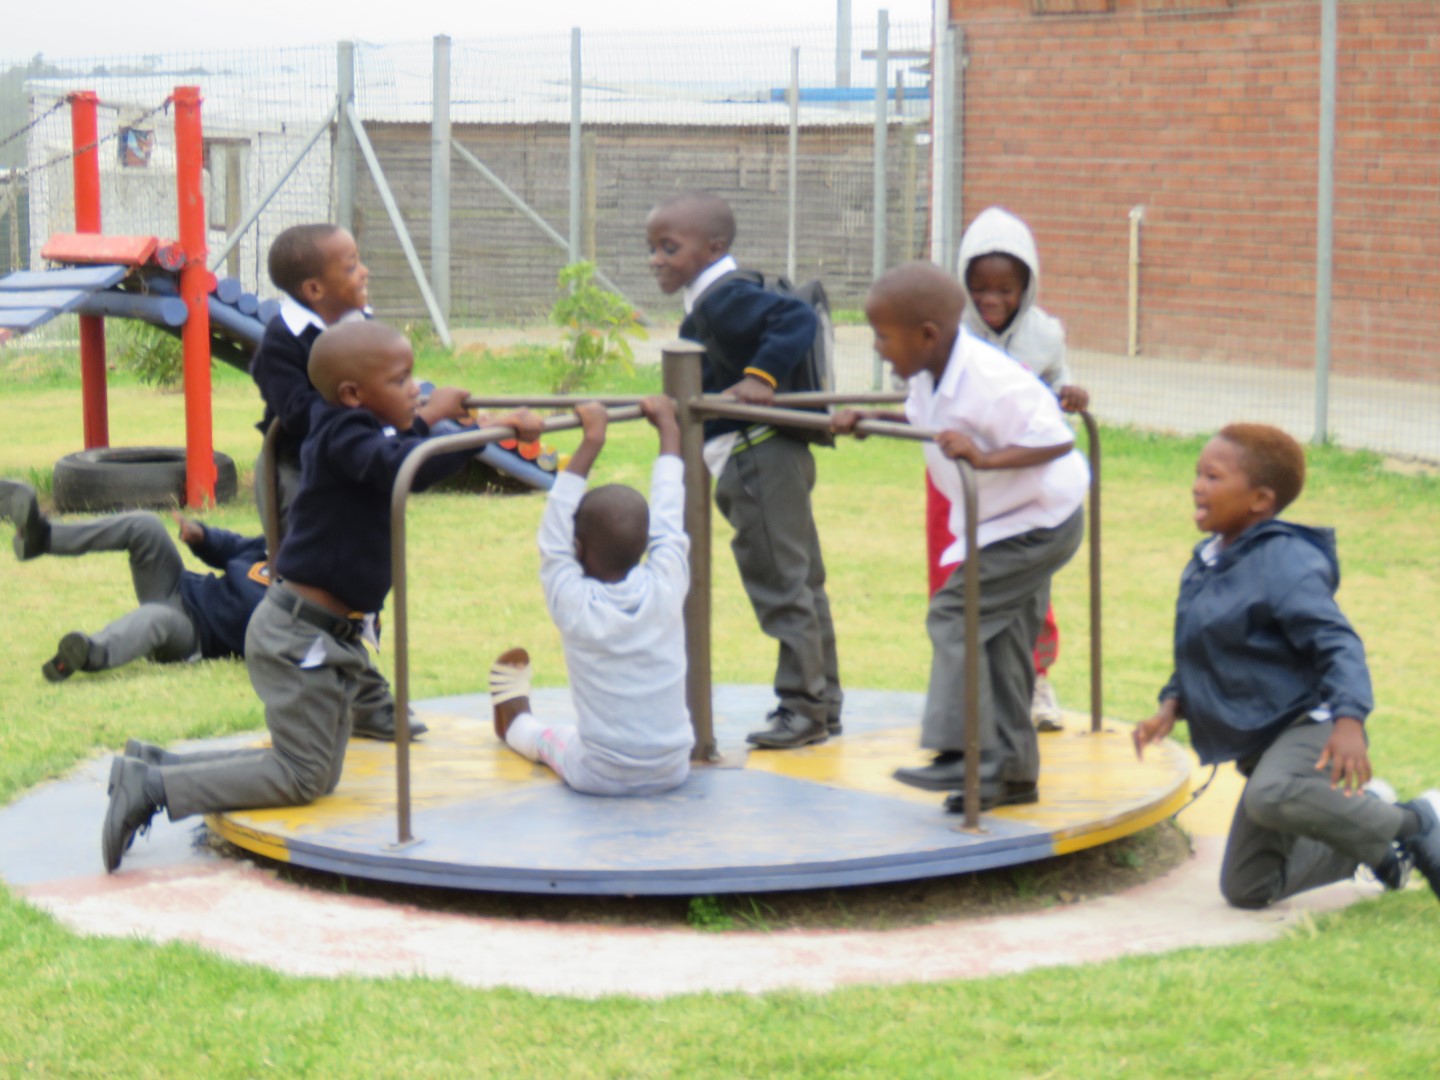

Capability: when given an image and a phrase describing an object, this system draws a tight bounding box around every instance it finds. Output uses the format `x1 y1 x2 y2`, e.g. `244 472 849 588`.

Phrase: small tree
546 261 645 394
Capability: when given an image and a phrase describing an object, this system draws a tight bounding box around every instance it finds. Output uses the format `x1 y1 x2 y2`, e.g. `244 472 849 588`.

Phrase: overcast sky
6 1 937 65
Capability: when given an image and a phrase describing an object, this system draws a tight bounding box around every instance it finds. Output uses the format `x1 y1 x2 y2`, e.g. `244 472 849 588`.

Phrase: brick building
945 0 1437 380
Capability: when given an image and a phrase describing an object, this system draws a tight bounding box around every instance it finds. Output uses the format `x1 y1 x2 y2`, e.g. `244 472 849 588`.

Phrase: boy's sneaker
1031 675 1063 733
42 631 91 683
0 479 50 560
1354 779 1412 892
1399 790 1440 905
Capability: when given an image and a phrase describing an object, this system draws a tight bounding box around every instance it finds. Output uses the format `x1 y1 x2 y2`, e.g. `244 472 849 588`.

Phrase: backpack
688 269 836 447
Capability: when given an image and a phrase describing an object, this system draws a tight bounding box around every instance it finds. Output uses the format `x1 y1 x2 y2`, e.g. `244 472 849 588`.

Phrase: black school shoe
0 479 49 560
102 757 159 873
1400 790 1440 905
746 707 828 750
352 708 430 742
895 750 1015 792
943 781 1040 813
42 631 92 683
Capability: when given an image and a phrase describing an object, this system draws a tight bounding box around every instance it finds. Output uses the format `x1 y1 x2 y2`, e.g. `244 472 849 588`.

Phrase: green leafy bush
545 261 645 393
111 320 195 389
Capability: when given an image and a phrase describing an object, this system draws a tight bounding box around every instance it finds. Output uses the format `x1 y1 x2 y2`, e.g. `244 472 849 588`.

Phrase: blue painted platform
206 685 1191 896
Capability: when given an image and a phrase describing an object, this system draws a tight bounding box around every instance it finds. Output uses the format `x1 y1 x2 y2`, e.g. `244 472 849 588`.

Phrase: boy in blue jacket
0 481 419 742
0 483 265 679
645 190 842 749
1134 423 1439 908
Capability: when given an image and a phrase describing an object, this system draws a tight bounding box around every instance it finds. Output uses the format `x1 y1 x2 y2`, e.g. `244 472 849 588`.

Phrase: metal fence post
568 27 582 267
1313 0 1336 447
787 47 800 283
336 41 356 232
432 34 452 325
872 10 889 389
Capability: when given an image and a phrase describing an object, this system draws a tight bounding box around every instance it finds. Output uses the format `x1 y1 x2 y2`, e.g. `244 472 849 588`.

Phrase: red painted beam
173 86 216 509
69 91 108 450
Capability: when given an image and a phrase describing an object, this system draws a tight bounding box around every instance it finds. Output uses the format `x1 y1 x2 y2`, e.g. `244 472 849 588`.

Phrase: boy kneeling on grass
102 320 541 872
1134 423 1439 907
490 396 695 796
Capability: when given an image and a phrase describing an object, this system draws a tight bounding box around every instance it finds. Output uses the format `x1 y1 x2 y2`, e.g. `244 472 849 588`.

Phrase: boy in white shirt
489 397 695 796
834 262 1088 810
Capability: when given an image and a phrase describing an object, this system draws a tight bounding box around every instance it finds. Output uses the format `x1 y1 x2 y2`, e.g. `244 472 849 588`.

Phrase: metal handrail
378 371 1098 840
258 419 284 561
458 390 910 411
687 391 985 827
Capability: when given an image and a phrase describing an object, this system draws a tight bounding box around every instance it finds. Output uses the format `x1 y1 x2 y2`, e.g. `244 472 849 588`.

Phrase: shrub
545 261 645 394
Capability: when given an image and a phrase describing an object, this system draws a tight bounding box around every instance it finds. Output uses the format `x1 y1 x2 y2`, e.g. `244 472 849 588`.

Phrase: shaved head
650 191 736 249
575 484 650 581
867 262 966 328
308 320 409 403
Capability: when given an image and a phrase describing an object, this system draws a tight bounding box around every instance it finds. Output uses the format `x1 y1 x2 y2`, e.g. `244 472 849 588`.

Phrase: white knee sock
504 712 544 761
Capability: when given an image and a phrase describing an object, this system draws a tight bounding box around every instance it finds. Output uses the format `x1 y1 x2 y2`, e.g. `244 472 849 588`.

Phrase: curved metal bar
388 405 645 845
955 457 983 831
1079 411 1103 734
258 419 283 563
463 395 647 409
458 391 910 411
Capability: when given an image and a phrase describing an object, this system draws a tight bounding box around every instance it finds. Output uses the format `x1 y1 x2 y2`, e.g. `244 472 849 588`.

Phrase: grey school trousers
158 588 367 820
922 507 1085 783
1220 719 1406 909
714 433 842 727
47 512 198 670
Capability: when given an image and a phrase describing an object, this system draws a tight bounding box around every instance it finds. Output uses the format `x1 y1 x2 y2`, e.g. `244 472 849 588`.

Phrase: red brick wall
947 0 1439 380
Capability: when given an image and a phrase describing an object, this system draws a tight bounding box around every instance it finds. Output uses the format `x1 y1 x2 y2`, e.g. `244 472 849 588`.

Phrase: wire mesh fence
1 1 1436 461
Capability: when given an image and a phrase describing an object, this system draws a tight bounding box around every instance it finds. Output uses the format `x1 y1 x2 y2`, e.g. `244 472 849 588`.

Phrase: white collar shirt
279 295 327 337
683 254 739 315
907 327 1090 565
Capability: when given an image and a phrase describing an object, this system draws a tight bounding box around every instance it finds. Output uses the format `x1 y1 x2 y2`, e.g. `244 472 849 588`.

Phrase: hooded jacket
1160 519 1373 766
957 207 1070 391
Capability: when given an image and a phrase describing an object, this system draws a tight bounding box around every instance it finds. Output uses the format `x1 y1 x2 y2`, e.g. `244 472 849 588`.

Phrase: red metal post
70 91 108 449
173 86 216 507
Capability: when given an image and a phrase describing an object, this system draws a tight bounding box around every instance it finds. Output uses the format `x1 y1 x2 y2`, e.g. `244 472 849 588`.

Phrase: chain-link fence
3 1 1437 460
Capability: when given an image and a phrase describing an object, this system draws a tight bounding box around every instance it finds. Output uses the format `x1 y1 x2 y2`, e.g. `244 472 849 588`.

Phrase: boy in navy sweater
250 223 369 537
645 191 842 749
100 320 542 873
1 483 265 679
1134 423 1440 908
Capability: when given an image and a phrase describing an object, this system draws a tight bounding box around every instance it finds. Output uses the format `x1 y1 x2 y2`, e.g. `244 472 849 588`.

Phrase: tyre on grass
52 446 238 513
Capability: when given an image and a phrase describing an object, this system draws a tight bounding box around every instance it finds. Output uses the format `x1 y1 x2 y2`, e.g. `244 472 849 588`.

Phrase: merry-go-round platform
199 683 1191 896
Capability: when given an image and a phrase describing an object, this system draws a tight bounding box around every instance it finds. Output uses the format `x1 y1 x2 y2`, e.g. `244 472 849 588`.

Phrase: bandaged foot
489 647 532 741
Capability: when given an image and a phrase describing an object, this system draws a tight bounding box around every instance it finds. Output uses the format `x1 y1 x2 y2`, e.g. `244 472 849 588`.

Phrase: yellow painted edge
1049 779 1193 856
206 813 293 863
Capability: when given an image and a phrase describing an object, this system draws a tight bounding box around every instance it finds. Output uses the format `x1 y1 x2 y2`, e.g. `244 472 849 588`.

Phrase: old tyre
52 446 238 513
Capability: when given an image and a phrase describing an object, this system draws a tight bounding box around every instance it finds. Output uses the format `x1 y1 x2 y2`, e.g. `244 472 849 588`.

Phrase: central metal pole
663 343 717 763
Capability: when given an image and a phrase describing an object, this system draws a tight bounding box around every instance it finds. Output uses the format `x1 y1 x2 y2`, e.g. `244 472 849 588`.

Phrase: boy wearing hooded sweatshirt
926 206 1090 731
1133 423 1440 909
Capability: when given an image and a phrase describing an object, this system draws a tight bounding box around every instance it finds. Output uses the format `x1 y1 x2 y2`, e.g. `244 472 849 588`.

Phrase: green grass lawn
0 347 1437 1078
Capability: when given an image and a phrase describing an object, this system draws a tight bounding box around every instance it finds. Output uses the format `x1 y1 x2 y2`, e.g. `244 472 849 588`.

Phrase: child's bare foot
489 647 532 741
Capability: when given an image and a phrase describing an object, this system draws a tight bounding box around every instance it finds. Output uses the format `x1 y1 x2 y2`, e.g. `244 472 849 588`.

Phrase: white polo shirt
908 327 1090 565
